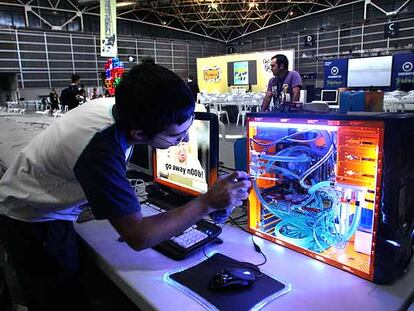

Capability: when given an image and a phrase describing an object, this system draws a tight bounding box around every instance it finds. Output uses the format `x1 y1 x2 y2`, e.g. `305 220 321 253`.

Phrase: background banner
391 53 414 90
323 58 348 89
197 50 295 93
100 0 117 57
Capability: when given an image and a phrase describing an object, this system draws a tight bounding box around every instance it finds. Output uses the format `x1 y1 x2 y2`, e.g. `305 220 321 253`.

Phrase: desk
75 220 414 311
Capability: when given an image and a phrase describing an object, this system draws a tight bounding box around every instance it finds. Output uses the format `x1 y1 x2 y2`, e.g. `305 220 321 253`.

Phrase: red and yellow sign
203 66 221 82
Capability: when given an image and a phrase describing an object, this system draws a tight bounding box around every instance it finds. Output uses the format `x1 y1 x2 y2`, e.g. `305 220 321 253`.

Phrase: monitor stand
148 189 194 210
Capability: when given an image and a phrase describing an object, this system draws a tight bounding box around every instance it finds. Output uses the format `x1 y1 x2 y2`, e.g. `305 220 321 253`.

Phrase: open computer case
246 112 414 284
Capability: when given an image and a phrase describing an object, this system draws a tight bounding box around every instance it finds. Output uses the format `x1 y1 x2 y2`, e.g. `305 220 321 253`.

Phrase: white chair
383 96 404 112
218 120 226 140
6 101 18 112
194 103 207 112
209 96 230 124
390 90 407 97
35 110 50 116
236 99 259 126
58 104 69 113
402 93 414 103
300 90 307 103
210 102 230 124
236 102 247 127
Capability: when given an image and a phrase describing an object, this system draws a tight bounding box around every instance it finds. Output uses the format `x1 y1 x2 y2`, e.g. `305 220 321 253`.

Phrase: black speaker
227 47 235 54
304 35 315 47
384 22 399 38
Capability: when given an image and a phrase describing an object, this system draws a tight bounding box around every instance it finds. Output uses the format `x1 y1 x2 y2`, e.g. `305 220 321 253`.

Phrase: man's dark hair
139 56 155 65
71 74 80 83
115 63 195 137
271 54 289 70
188 75 194 80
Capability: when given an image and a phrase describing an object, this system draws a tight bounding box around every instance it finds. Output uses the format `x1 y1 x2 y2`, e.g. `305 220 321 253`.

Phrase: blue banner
392 53 414 90
324 59 348 89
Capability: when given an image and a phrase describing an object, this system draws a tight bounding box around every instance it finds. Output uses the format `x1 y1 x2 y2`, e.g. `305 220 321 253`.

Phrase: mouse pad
168 253 289 311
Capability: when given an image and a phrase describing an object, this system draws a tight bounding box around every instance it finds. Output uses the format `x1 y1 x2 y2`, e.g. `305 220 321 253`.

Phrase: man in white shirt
0 63 251 310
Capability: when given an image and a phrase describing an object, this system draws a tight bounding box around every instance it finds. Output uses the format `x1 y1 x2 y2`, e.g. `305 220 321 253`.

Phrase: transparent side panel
248 118 383 277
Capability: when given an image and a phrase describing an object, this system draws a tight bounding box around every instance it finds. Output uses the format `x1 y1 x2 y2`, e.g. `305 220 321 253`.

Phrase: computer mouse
208 268 257 290
145 184 161 196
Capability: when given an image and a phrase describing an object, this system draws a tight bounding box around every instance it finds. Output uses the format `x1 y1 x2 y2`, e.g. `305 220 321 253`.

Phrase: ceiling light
248 2 258 8
289 11 294 16
210 3 218 9
116 1 135 7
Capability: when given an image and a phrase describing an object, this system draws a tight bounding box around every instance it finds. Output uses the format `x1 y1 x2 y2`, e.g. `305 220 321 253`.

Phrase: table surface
75 219 414 311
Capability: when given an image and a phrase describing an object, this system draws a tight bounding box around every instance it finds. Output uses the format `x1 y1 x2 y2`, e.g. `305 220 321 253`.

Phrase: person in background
91 87 99 100
261 54 302 111
79 84 86 104
187 75 199 102
49 88 59 113
104 87 110 97
60 74 82 111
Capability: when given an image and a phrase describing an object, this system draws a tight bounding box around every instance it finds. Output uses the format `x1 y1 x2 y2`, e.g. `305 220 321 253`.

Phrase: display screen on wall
227 60 257 85
234 61 249 85
347 56 392 87
391 53 414 91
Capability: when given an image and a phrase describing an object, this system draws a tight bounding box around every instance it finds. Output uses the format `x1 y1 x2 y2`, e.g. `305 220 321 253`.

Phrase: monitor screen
234 61 249 85
154 112 219 196
227 60 257 86
321 90 338 102
347 56 392 87
128 144 152 176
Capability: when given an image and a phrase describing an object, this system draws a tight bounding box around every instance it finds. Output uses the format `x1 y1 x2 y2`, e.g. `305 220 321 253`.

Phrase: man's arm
109 171 251 251
260 90 273 112
292 86 301 102
291 71 302 102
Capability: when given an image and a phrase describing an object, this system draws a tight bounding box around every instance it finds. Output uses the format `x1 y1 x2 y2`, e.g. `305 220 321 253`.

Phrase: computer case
247 112 414 284
339 91 384 112
365 91 384 112
339 91 365 112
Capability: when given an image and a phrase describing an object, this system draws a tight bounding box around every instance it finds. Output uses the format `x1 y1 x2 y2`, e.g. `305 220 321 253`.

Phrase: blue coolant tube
259 153 310 163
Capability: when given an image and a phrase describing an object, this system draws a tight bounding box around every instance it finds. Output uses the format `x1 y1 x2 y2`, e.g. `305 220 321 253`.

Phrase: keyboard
140 203 164 217
140 202 222 260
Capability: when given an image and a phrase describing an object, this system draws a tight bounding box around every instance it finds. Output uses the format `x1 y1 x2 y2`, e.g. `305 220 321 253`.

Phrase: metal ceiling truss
1 0 373 42
363 0 411 19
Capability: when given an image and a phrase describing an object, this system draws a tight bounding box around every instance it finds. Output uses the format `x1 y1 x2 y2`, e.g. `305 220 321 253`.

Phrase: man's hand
110 171 251 251
199 171 251 213
292 86 301 102
261 90 273 112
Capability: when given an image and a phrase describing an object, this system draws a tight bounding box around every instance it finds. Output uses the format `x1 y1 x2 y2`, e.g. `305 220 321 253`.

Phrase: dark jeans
0 215 88 311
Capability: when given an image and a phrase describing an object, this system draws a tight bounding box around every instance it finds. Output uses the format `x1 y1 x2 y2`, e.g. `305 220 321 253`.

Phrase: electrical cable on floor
229 208 247 222
397 286 414 311
203 215 268 268
218 164 236 172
